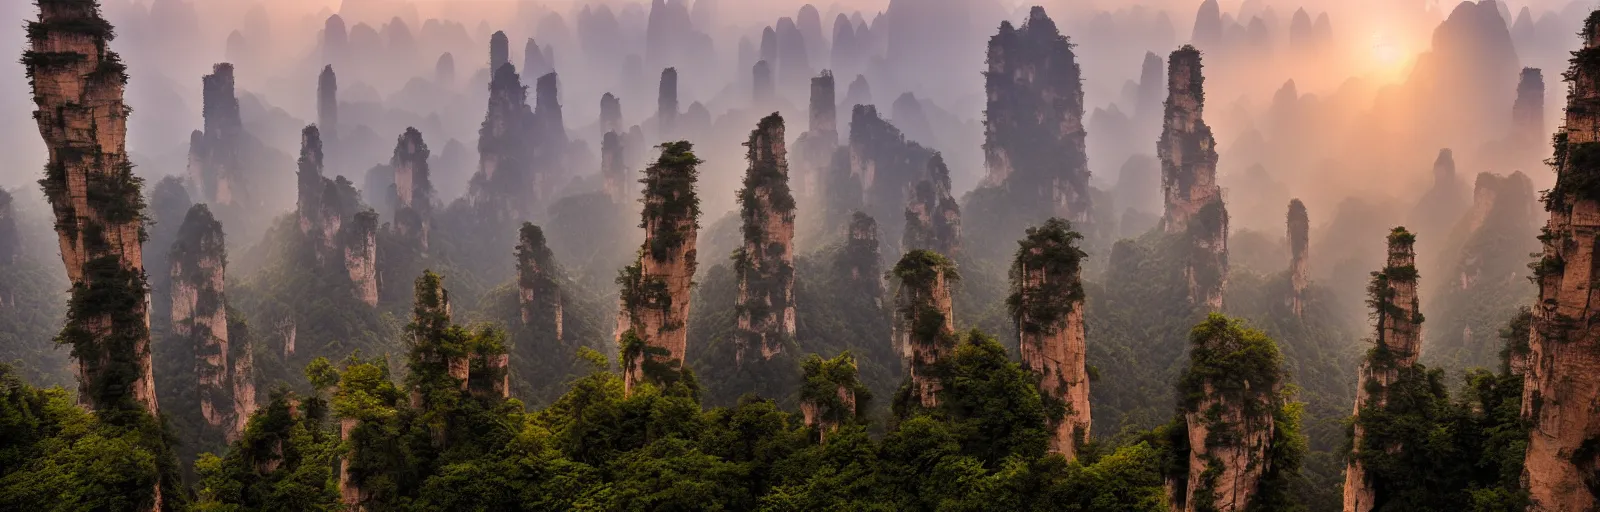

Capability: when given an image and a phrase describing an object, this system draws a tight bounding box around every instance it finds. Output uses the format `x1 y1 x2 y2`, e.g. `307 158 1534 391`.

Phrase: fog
0 0 1591 277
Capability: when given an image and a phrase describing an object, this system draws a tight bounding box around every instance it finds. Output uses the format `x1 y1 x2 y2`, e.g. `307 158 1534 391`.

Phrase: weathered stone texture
892 251 957 409
170 205 231 431
190 63 246 207
517 223 563 342
1160 46 1229 311
735 114 798 364
1010 219 1090 459
903 154 961 256
391 128 432 249
617 142 701 395
1288 199 1310 317
1345 228 1423 512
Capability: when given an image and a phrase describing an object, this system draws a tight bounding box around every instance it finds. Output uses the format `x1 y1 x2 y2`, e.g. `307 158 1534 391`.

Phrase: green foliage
640 141 704 261
1007 218 1087 335
799 352 872 429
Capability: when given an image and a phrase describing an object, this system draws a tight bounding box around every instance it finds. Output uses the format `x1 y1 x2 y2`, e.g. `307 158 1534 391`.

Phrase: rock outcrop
1523 13 1600 510
517 223 563 343
842 212 884 300
189 63 246 207
391 128 432 250
600 92 623 136
902 153 961 256
602 132 628 204
980 7 1092 222
296 126 378 307
489 30 509 71
1344 227 1423 512
658 67 678 139
1160 46 1229 311
617 142 702 395
793 71 837 198
170 204 238 437
1288 199 1309 317
1172 315 1288 512
318 65 338 148
530 72 568 203
25 0 161 505
800 352 867 442
734 114 798 364
837 105 933 244
1009 218 1090 459
891 250 958 409
1515 67 1545 144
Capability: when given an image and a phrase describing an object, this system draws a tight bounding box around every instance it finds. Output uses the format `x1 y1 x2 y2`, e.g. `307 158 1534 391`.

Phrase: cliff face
170 205 233 434
902 153 961 256
517 223 563 343
981 6 1091 222
843 212 885 301
296 126 379 307
1009 218 1090 459
734 114 798 364
1160 46 1229 311
1345 227 1423 512
190 63 246 207
1514 67 1545 144
658 67 678 139
1523 13 1600 510
617 142 702 395
1287 199 1310 317
1174 315 1286 512
26 0 160 506
792 71 837 199
530 72 568 204
842 105 934 245
391 128 432 250
892 250 958 409
468 64 532 221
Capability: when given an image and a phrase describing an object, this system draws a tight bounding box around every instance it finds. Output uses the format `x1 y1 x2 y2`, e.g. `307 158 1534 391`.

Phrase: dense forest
0 0 1592 511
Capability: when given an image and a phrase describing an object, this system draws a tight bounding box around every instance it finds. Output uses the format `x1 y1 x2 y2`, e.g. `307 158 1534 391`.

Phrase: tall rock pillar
1514 67 1545 145
617 142 702 395
903 154 961 256
517 223 563 343
1288 199 1310 318
1160 46 1228 311
658 68 679 139
1009 218 1091 459
391 128 432 250
1344 227 1423 512
1173 315 1288 512
319 65 338 148
25 0 162 507
891 250 958 409
170 205 234 434
1523 12 1600 511
734 114 798 364
793 71 838 198
190 63 245 207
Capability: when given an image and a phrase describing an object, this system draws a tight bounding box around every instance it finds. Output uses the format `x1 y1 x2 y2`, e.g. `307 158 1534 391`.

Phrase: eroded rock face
892 250 957 409
981 6 1092 222
1287 199 1310 317
843 105 934 244
190 63 246 207
903 153 961 256
489 30 509 71
1523 13 1600 511
617 142 701 395
517 223 563 343
170 205 232 432
318 65 338 147
801 353 864 443
1172 316 1286 512
530 72 569 204
843 212 884 300
1009 218 1090 460
735 114 798 364
344 212 379 307
1345 228 1423 512
391 128 432 250
297 126 378 307
658 67 678 139
26 1 160 506
1160 46 1229 311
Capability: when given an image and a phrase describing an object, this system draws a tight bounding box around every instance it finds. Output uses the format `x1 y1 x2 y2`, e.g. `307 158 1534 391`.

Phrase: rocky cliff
793 71 837 199
1160 46 1229 311
170 204 236 436
468 64 532 221
843 212 884 301
980 6 1091 223
902 153 961 256
1288 199 1310 318
1523 12 1600 510
296 126 379 307
489 30 509 71
617 142 702 395
601 92 623 136
658 67 678 139
734 114 798 364
1173 315 1288 512
839 105 934 246
25 0 161 506
189 63 245 207
391 128 432 250
517 223 563 344
1515 67 1545 145
1344 227 1423 512
531 72 568 204
892 250 958 409
1008 218 1090 459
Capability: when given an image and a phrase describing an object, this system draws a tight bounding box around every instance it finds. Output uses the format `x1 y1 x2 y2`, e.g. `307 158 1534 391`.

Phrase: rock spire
734 114 798 364
794 71 838 198
658 67 678 139
980 6 1092 223
1288 199 1309 317
468 64 532 220
1008 218 1091 459
1160 46 1229 310
1514 67 1545 144
1172 315 1289 512
517 223 563 343
903 153 961 256
617 142 702 395
25 0 162 505
391 128 432 250
190 63 246 207
1522 12 1600 511
318 65 338 147
1344 227 1423 512
295 126 378 307
170 204 253 440
891 250 958 409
